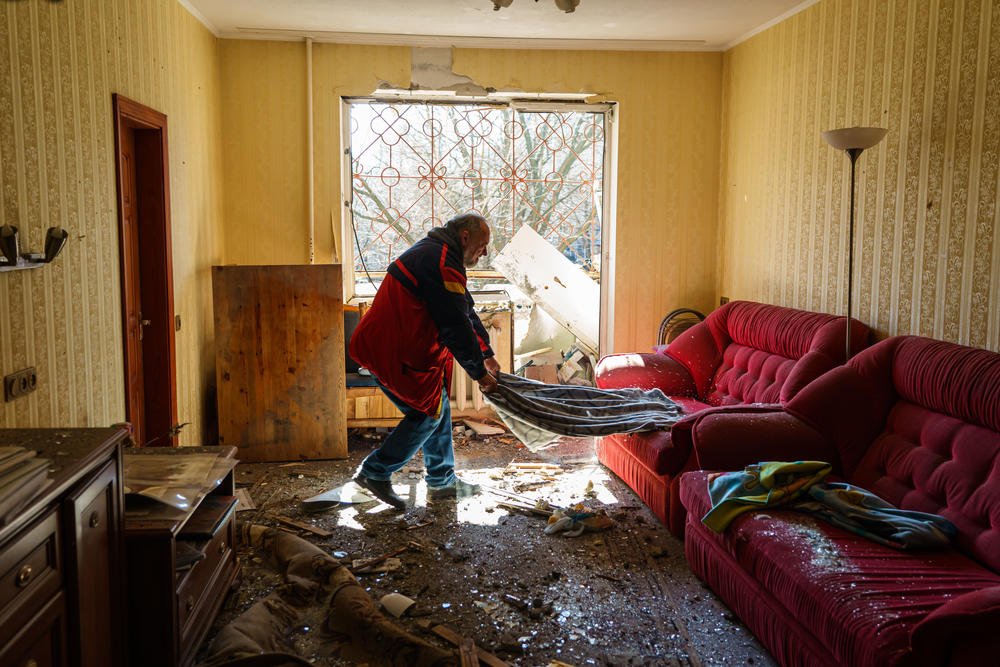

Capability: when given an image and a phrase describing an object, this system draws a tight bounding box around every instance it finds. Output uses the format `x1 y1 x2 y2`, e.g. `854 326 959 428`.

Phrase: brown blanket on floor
199 524 457 667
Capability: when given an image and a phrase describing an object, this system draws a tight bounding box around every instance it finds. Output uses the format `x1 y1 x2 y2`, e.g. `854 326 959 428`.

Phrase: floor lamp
822 126 887 361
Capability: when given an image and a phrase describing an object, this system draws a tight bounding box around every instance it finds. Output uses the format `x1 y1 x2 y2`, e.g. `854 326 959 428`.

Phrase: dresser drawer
0 590 67 667
176 517 233 636
0 509 61 646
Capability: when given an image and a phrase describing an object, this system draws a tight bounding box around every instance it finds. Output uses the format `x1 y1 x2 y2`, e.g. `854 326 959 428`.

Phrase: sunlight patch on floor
336 506 367 529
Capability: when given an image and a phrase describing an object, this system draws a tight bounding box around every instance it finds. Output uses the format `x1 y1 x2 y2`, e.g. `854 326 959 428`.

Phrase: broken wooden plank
247 469 271 497
350 557 402 574
462 419 506 435
496 501 553 517
252 487 281 523
272 515 333 538
459 637 479 667
430 624 510 667
404 519 434 531
350 546 409 573
508 462 562 471
481 483 561 510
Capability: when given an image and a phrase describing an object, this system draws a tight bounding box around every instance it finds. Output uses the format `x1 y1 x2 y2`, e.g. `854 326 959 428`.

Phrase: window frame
339 96 618 355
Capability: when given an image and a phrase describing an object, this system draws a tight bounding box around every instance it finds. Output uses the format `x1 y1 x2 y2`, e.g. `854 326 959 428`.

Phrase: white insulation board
493 225 599 354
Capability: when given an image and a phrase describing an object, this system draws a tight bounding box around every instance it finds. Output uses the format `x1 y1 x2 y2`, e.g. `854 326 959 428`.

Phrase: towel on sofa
485 372 683 451
702 461 957 550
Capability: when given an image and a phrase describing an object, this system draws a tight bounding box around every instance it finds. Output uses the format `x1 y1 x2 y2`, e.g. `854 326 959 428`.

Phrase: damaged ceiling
181 0 819 51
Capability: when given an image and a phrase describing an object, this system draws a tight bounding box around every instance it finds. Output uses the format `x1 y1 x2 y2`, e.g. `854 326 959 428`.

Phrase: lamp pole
822 126 886 362
845 147 862 362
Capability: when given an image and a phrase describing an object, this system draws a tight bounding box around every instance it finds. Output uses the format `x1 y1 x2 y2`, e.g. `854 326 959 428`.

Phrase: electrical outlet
3 366 37 401
720 296 730 306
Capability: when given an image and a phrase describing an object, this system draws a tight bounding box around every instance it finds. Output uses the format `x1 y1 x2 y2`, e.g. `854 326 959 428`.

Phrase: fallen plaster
410 47 490 95
378 47 606 102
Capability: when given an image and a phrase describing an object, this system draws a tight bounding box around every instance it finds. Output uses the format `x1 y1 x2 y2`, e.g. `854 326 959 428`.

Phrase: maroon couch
681 336 1000 667
595 300 870 534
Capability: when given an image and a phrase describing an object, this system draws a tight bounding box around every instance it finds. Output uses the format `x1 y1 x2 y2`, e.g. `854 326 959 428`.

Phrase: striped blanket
485 372 683 451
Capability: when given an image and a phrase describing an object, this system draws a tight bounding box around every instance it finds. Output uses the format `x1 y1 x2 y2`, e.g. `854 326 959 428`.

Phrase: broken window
344 100 608 288
342 97 615 379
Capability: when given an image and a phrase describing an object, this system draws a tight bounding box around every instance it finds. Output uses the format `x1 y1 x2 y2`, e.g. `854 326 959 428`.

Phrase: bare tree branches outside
348 102 605 287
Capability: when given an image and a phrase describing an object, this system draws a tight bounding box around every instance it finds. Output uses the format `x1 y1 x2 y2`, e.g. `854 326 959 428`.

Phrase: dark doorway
112 94 178 446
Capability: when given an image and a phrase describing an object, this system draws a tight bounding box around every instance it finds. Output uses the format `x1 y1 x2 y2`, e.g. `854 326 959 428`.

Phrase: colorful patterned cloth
702 461 956 550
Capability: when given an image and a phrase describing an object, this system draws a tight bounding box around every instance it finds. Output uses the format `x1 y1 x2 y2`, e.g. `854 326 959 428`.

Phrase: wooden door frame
112 94 178 446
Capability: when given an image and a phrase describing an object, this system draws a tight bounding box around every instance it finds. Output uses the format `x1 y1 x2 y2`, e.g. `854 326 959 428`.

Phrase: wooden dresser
124 446 239 667
0 426 128 667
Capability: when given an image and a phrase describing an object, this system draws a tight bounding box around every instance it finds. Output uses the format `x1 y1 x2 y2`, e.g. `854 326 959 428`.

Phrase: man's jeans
358 382 456 488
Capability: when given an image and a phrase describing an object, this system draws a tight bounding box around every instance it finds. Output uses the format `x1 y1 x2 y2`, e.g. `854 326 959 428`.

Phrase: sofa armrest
908 586 1000 666
596 352 698 396
671 405 839 472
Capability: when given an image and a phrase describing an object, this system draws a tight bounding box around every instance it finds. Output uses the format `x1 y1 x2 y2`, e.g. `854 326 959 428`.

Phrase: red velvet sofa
681 336 1000 667
595 300 870 534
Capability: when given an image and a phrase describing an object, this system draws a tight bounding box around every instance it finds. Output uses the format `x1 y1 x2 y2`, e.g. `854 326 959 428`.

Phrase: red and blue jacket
349 229 494 416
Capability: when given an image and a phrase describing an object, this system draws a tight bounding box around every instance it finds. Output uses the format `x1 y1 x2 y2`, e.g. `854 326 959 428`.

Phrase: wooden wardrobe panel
213 265 347 461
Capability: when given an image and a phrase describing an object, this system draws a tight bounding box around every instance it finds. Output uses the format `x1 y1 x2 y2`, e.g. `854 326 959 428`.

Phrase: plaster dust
197 431 775 666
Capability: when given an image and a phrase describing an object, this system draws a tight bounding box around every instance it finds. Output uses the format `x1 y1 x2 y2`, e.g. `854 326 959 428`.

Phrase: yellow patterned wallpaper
0 0 224 440
221 43 723 354
220 41 411 266
720 0 1000 351
20 0 989 436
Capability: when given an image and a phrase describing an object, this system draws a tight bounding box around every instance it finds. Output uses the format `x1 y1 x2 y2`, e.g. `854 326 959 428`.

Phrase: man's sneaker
354 474 407 510
427 478 481 500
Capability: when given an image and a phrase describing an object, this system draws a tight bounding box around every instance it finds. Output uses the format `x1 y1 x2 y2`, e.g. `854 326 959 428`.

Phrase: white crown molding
177 0 220 37
723 0 820 50
223 27 716 52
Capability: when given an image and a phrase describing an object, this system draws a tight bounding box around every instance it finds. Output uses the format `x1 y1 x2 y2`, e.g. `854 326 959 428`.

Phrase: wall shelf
0 253 46 272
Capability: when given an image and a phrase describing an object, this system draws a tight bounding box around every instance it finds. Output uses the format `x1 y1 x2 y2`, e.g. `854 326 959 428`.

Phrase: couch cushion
705 343 793 405
850 400 1000 574
680 470 1000 667
891 337 1000 434
666 301 866 404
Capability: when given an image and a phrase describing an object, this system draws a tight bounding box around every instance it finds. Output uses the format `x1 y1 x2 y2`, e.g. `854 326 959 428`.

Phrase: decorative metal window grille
346 101 606 287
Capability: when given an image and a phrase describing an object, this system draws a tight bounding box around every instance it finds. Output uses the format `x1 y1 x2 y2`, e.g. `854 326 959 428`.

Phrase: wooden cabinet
124 446 239 667
0 426 128 667
213 265 347 461
65 459 121 667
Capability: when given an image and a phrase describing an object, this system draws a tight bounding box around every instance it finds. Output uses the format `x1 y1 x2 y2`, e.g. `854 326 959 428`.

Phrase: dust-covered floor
198 429 776 667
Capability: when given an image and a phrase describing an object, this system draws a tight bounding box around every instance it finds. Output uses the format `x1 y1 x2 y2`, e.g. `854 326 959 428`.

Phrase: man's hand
477 371 499 394
484 356 501 377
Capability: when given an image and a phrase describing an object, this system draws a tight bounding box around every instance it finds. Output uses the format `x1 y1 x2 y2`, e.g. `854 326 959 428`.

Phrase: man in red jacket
349 213 500 510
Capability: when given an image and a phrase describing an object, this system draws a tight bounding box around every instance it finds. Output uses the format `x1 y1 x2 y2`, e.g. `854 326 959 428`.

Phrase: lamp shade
822 126 887 151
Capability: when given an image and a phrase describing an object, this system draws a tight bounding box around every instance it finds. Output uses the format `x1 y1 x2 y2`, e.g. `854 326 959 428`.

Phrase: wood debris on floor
197 429 775 667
